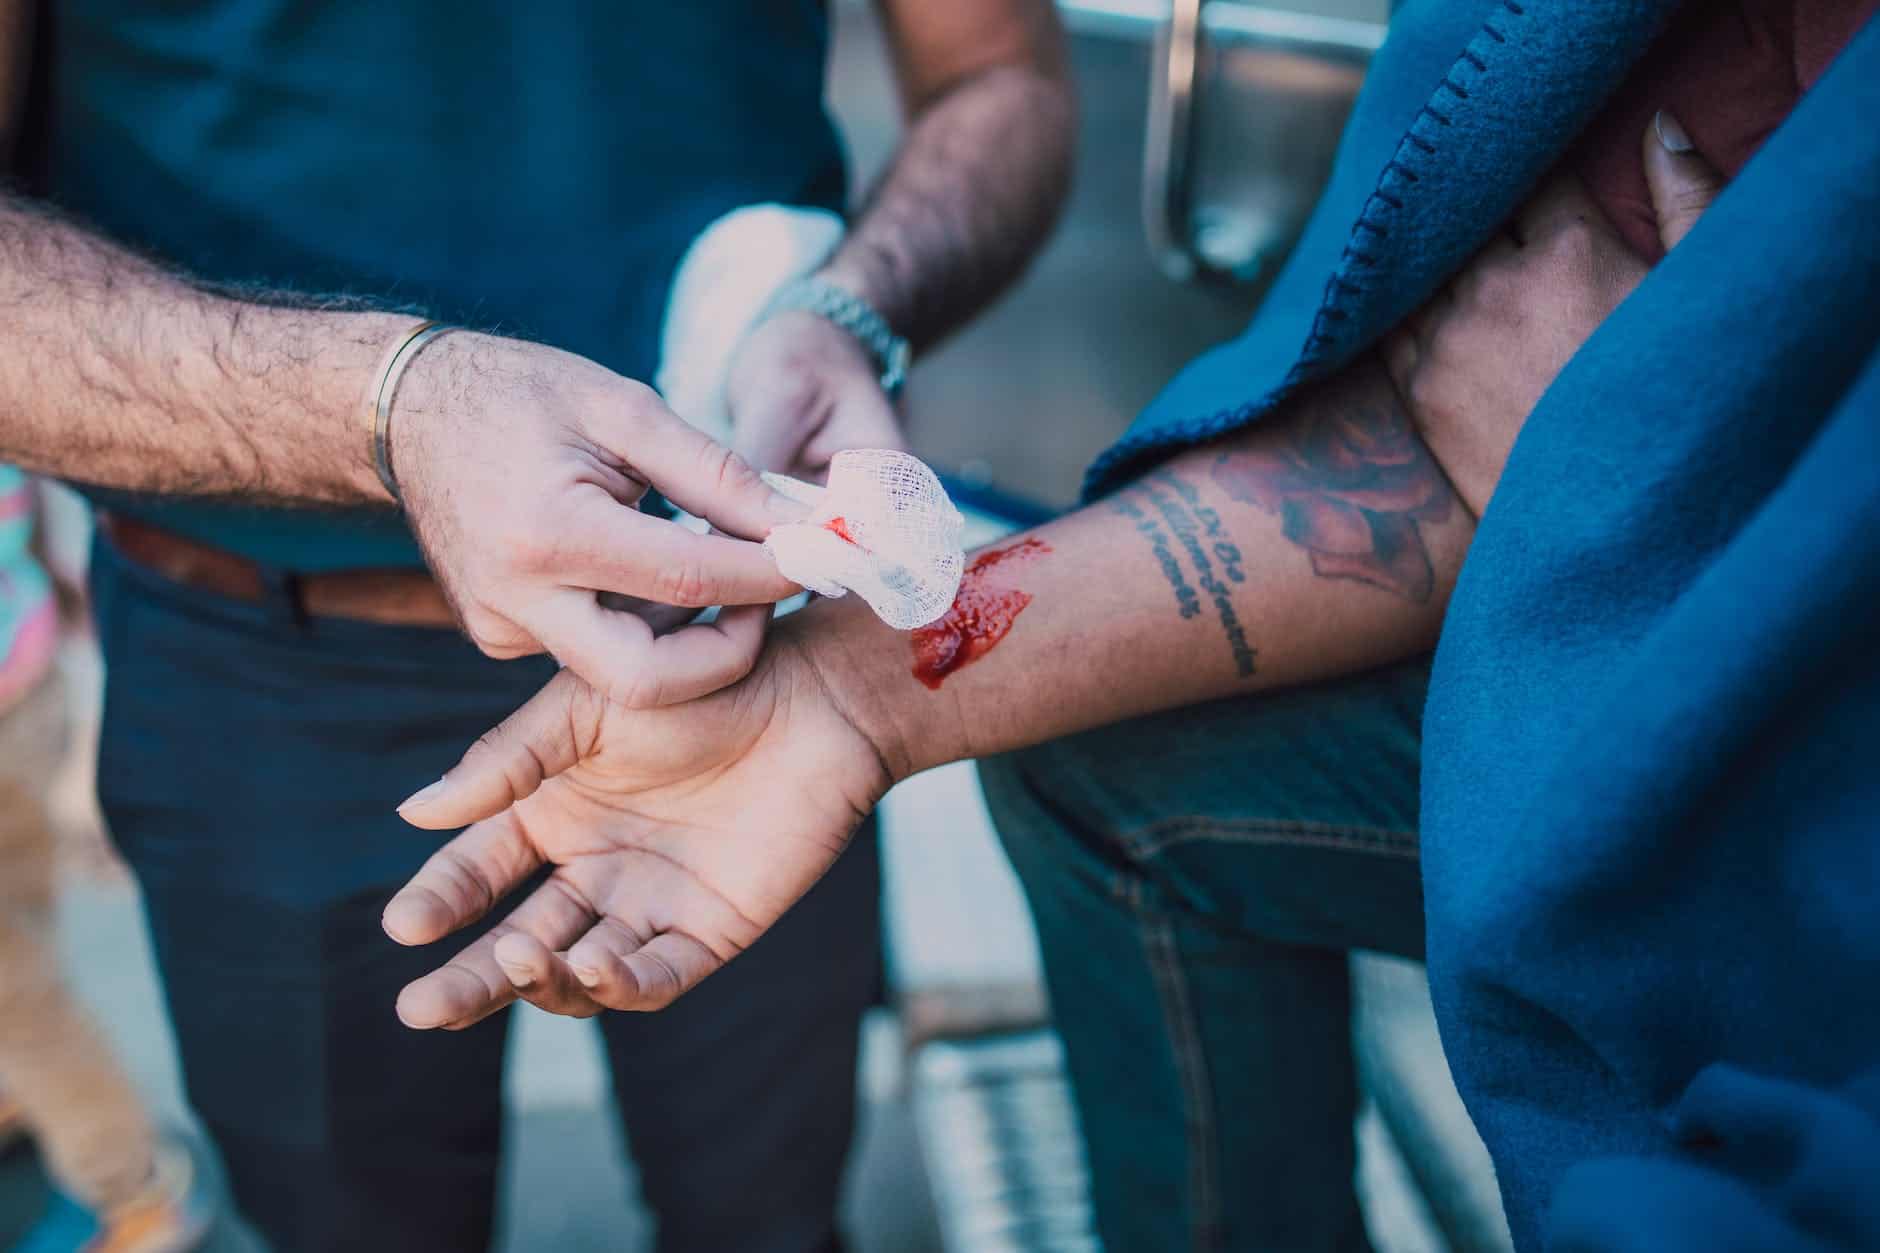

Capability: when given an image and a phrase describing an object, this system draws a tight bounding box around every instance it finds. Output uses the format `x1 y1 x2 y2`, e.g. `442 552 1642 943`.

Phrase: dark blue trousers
89 538 880 1253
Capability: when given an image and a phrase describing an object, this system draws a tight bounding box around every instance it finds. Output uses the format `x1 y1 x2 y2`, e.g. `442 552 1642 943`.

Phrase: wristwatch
766 277 912 397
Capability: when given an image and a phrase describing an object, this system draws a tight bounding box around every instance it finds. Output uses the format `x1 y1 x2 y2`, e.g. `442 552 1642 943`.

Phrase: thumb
396 669 597 830
1644 110 1726 252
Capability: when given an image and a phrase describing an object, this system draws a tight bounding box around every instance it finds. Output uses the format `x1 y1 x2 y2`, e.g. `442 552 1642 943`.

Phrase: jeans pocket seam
1121 816 1419 862
1133 903 1225 1253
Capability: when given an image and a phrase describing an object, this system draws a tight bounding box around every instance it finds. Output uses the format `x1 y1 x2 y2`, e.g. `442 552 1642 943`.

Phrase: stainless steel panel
1130 1 1381 279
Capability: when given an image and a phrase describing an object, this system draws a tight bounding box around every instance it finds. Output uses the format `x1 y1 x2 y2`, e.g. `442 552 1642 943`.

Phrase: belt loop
255 565 309 630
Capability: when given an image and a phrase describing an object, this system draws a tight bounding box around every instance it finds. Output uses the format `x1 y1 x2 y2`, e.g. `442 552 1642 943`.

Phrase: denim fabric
979 661 1430 1253
88 537 879 1253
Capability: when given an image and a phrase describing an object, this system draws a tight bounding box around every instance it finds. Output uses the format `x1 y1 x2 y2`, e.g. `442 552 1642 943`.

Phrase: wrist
365 321 460 505
810 260 890 327
767 274 910 397
778 595 967 786
727 309 875 404
383 327 494 511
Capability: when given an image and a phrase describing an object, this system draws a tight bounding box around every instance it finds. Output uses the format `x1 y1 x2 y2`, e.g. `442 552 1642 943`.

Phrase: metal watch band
766 277 912 396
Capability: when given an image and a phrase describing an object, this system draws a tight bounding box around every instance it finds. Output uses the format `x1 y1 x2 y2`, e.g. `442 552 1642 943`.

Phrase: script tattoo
1109 470 1257 678
1210 391 1452 603
1109 493 1199 617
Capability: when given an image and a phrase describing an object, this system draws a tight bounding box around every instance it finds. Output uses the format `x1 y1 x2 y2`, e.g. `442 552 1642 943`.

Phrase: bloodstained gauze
910 538 1051 690
824 516 859 546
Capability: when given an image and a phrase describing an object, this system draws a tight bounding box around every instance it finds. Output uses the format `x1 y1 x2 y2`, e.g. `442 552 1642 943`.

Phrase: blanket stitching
1285 0 1526 382
1077 0 1534 498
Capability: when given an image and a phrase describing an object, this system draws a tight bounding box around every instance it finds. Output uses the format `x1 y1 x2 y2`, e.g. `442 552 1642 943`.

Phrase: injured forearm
797 353 1475 779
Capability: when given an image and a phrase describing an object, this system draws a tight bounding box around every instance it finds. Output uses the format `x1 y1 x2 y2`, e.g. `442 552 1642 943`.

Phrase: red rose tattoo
1211 396 1453 602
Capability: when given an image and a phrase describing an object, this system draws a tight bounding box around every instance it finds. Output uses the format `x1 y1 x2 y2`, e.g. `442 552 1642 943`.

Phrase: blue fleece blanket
1086 1 1880 1247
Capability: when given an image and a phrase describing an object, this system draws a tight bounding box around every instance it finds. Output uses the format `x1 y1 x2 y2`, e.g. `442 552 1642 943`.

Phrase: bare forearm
820 3 1073 348
799 355 1473 777
0 195 405 505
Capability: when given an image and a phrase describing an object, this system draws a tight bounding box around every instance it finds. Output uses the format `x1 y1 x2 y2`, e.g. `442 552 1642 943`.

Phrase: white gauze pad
763 450 965 630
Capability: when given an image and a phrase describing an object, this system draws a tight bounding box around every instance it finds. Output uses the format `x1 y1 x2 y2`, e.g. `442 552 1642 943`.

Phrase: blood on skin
824 516 859 545
910 538 1051 690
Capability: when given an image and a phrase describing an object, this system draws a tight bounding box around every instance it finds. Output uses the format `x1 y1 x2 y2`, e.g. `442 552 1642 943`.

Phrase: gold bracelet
368 320 455 505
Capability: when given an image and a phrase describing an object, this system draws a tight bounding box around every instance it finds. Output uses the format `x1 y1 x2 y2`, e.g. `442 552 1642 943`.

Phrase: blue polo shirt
43 0 846 570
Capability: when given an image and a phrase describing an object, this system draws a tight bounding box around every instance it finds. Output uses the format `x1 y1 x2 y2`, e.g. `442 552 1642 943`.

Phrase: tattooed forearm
1109 492 1201 620
1209 383 1453 603
1149 469 1248 584
1141 472 1257 677
1110 470 1257 678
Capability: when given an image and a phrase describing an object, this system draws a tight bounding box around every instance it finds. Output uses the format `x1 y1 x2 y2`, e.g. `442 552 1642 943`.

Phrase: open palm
384 618 888 1028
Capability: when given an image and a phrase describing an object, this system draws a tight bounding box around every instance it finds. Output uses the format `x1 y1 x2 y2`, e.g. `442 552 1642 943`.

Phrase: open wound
910 539 1050 690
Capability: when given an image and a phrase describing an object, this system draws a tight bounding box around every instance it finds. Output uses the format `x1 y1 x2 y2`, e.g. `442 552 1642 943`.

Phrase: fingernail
497 960 534 989
394 991 438 1030
397 778 447 812
572 966 601 988
381 895 436 946
1654 109 1693 154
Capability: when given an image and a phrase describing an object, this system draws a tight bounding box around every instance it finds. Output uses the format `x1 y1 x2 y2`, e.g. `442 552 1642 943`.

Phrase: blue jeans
979 662 1429 1253
89 538 880 1253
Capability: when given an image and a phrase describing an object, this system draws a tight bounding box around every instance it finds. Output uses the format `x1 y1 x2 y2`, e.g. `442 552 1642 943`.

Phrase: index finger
562 502 801 608
384 809 544 946
611 399 809 541
393 853 597 1030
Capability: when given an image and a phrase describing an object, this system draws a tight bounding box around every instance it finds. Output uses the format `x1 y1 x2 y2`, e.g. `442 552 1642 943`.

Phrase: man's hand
380 385 1473 1027
720 0 1077 481
723 310 907 480
1383 175 1649 513
1384 113 1724 514
390 332 810 707
0 187 810 705
383 614 895 1027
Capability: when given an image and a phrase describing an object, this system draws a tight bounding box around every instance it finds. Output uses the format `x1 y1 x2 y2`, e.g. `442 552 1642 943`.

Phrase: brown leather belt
99 513 460 628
